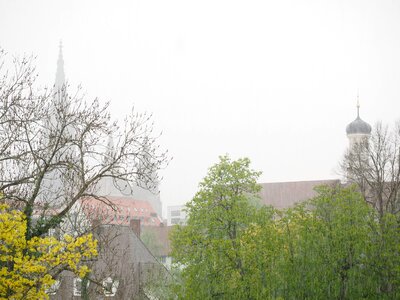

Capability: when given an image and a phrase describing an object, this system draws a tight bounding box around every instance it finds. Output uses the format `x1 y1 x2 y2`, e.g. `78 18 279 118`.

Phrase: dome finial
346 93 371 136
356 91 360 118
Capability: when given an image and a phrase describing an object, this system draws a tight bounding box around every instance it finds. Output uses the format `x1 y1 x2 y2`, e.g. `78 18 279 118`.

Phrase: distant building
44 44 172 298
79 196 163 227
51 43 163 218
259 100 371 209
142 225 174 269
259 179 341 209
167 205 187 226
49 223 172 299
346 98 372 149
96 146 163 218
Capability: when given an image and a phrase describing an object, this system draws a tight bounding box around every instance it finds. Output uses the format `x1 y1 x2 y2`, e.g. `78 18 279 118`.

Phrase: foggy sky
1 0 400 216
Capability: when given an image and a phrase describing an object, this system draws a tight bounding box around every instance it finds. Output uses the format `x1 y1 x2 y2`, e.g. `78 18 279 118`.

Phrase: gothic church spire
54 41 65 91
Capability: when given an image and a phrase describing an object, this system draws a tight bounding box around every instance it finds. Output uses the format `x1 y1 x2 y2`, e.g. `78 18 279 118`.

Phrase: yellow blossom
0 204 97 299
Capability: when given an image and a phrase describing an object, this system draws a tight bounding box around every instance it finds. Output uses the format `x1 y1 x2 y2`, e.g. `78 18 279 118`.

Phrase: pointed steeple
356 92 360 118
54 41 65 91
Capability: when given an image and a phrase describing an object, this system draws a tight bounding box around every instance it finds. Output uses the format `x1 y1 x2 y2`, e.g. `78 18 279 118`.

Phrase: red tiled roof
80 196 162 227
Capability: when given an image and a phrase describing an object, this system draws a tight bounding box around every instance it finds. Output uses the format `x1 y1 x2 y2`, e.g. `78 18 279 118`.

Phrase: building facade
49 224 172 299
167 205 187 226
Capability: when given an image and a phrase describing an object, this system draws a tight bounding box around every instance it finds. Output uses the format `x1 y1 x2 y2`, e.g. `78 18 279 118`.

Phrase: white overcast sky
1 0 400 215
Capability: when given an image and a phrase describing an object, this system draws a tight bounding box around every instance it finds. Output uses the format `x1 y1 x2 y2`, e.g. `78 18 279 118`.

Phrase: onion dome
346 101 371 135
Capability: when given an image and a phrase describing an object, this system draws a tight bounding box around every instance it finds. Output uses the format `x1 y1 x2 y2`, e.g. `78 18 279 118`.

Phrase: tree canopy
171 155 265 299
171 156 400 299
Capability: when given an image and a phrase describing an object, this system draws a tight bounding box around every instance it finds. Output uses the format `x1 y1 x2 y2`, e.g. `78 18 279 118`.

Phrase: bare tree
341 122 400 217
0 50 168 239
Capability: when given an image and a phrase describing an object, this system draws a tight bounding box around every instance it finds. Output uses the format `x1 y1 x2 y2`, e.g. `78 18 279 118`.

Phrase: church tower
42 42 76 207
346 97 372 149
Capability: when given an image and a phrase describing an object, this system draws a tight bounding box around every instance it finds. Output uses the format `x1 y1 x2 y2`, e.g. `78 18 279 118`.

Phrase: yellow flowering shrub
0 204 97 299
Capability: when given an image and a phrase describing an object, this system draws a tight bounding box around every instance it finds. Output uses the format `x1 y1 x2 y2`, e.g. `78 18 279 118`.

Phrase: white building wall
167 205 187 226
347 133 369 150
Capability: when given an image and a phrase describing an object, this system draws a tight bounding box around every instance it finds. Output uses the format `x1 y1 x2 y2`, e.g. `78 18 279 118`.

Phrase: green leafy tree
274 185 399 299
171 155 262 299
171 157 400 299
238 206 279 299
367 212 400 297
280 186 374 299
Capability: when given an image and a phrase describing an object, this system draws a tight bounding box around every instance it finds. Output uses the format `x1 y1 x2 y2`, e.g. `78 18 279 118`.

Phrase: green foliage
171 155 263 299
141 230 163 258
171 155 400 299
278 186 374 299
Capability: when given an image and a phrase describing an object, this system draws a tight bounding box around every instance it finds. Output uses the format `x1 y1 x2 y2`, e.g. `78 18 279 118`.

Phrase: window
171 218 181 225
102 277 119 297
45 279 61 295
73 278 89 296
171 210 181 217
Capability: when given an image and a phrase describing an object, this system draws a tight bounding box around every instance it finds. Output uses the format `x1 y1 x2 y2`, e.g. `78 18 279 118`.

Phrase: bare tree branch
341 122 400 217
0 49 169 238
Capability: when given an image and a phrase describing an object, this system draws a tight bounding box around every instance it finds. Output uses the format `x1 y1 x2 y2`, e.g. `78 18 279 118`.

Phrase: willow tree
242 185 399 299
274 186 399 299
278 186 374 299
